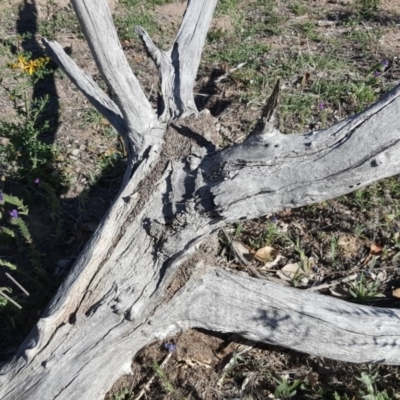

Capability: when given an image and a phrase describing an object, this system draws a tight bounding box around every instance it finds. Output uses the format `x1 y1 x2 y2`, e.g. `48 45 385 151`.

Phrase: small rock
71 149 80 156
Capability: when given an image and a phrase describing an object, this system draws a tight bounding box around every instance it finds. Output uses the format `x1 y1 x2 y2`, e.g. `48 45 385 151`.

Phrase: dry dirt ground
1 0 400 399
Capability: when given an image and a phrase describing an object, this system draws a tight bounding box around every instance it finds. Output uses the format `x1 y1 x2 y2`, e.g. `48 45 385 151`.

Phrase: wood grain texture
205 84 400 221
71 0 158 156
136 0 218 119
162 268 400 365
42 39 127 136
1 0 400 399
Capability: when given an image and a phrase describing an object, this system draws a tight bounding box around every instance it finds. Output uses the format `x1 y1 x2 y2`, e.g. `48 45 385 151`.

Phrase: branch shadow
0 0 129 361
16 0 60 139
326 9 400 26
195 66 232 117
248 299 400 365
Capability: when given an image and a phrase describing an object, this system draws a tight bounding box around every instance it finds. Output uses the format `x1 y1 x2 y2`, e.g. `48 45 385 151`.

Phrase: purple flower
9 209 19 219
34 178 40 184
0 193 3 202
269 215 278 223
381 59 389 68
373 71 381 77
163 343 177 353
318 102 326 111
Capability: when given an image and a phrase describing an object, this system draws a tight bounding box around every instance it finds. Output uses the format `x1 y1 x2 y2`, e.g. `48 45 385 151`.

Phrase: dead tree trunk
2 0 400 399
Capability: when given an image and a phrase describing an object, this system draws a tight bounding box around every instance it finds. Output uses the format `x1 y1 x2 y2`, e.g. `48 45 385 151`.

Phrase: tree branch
42 39 126 137
70 0 158 155
136 0 218 119
161 267 400 365
203 83 400 221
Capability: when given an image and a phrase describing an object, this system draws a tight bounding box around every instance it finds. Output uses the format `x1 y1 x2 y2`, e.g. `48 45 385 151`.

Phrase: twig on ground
134 352 173 400
307 273 358 292
5 273 29 296
0 290 22 309
217 342 254 388
214 62 247 83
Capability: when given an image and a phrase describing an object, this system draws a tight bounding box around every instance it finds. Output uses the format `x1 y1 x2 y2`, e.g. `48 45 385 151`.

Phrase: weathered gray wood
71 0 159 158
1 0 400 399
136 0 218 119
206 83 400 221
42 39 127 137
161 268 400 365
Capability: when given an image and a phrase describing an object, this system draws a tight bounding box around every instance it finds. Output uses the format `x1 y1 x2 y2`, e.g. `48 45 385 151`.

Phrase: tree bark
1 0 400 399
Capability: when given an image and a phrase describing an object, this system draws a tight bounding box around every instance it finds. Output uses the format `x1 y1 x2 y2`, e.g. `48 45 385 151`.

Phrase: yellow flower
10 55 50 75
26 59 38 75
11 55 28 71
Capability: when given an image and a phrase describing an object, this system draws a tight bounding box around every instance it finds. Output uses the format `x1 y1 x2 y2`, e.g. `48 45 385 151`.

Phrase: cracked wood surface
1 0 400 399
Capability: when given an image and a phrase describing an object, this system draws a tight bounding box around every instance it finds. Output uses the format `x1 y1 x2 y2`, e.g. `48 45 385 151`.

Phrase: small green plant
357 369 391 400
218 350 245 389
330 235 339 263
294 237 310 272
264 221 282 245
0 54 56 181
216 0 241 16
234 222 243 238
349 272 383 301
81 108 118 138
356 0 380 16
333 392 350 400
112 387 130 400
0 191 41 307
115 6 156 41
290 2 307 16
152 362 179 397
0 94 54 177
355 224 368 239
297 21 320 41
349 27 383 50
318 102 328 127
249 220 283 248
353 188 370 210
0 192 41 267
0 288 10 307
272 375 303 399
350 81 377 112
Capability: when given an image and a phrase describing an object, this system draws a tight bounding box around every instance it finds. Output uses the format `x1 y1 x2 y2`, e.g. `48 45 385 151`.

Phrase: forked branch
70 0 158 157
136 0 218 119
42 39 126 136
2 0 400 399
